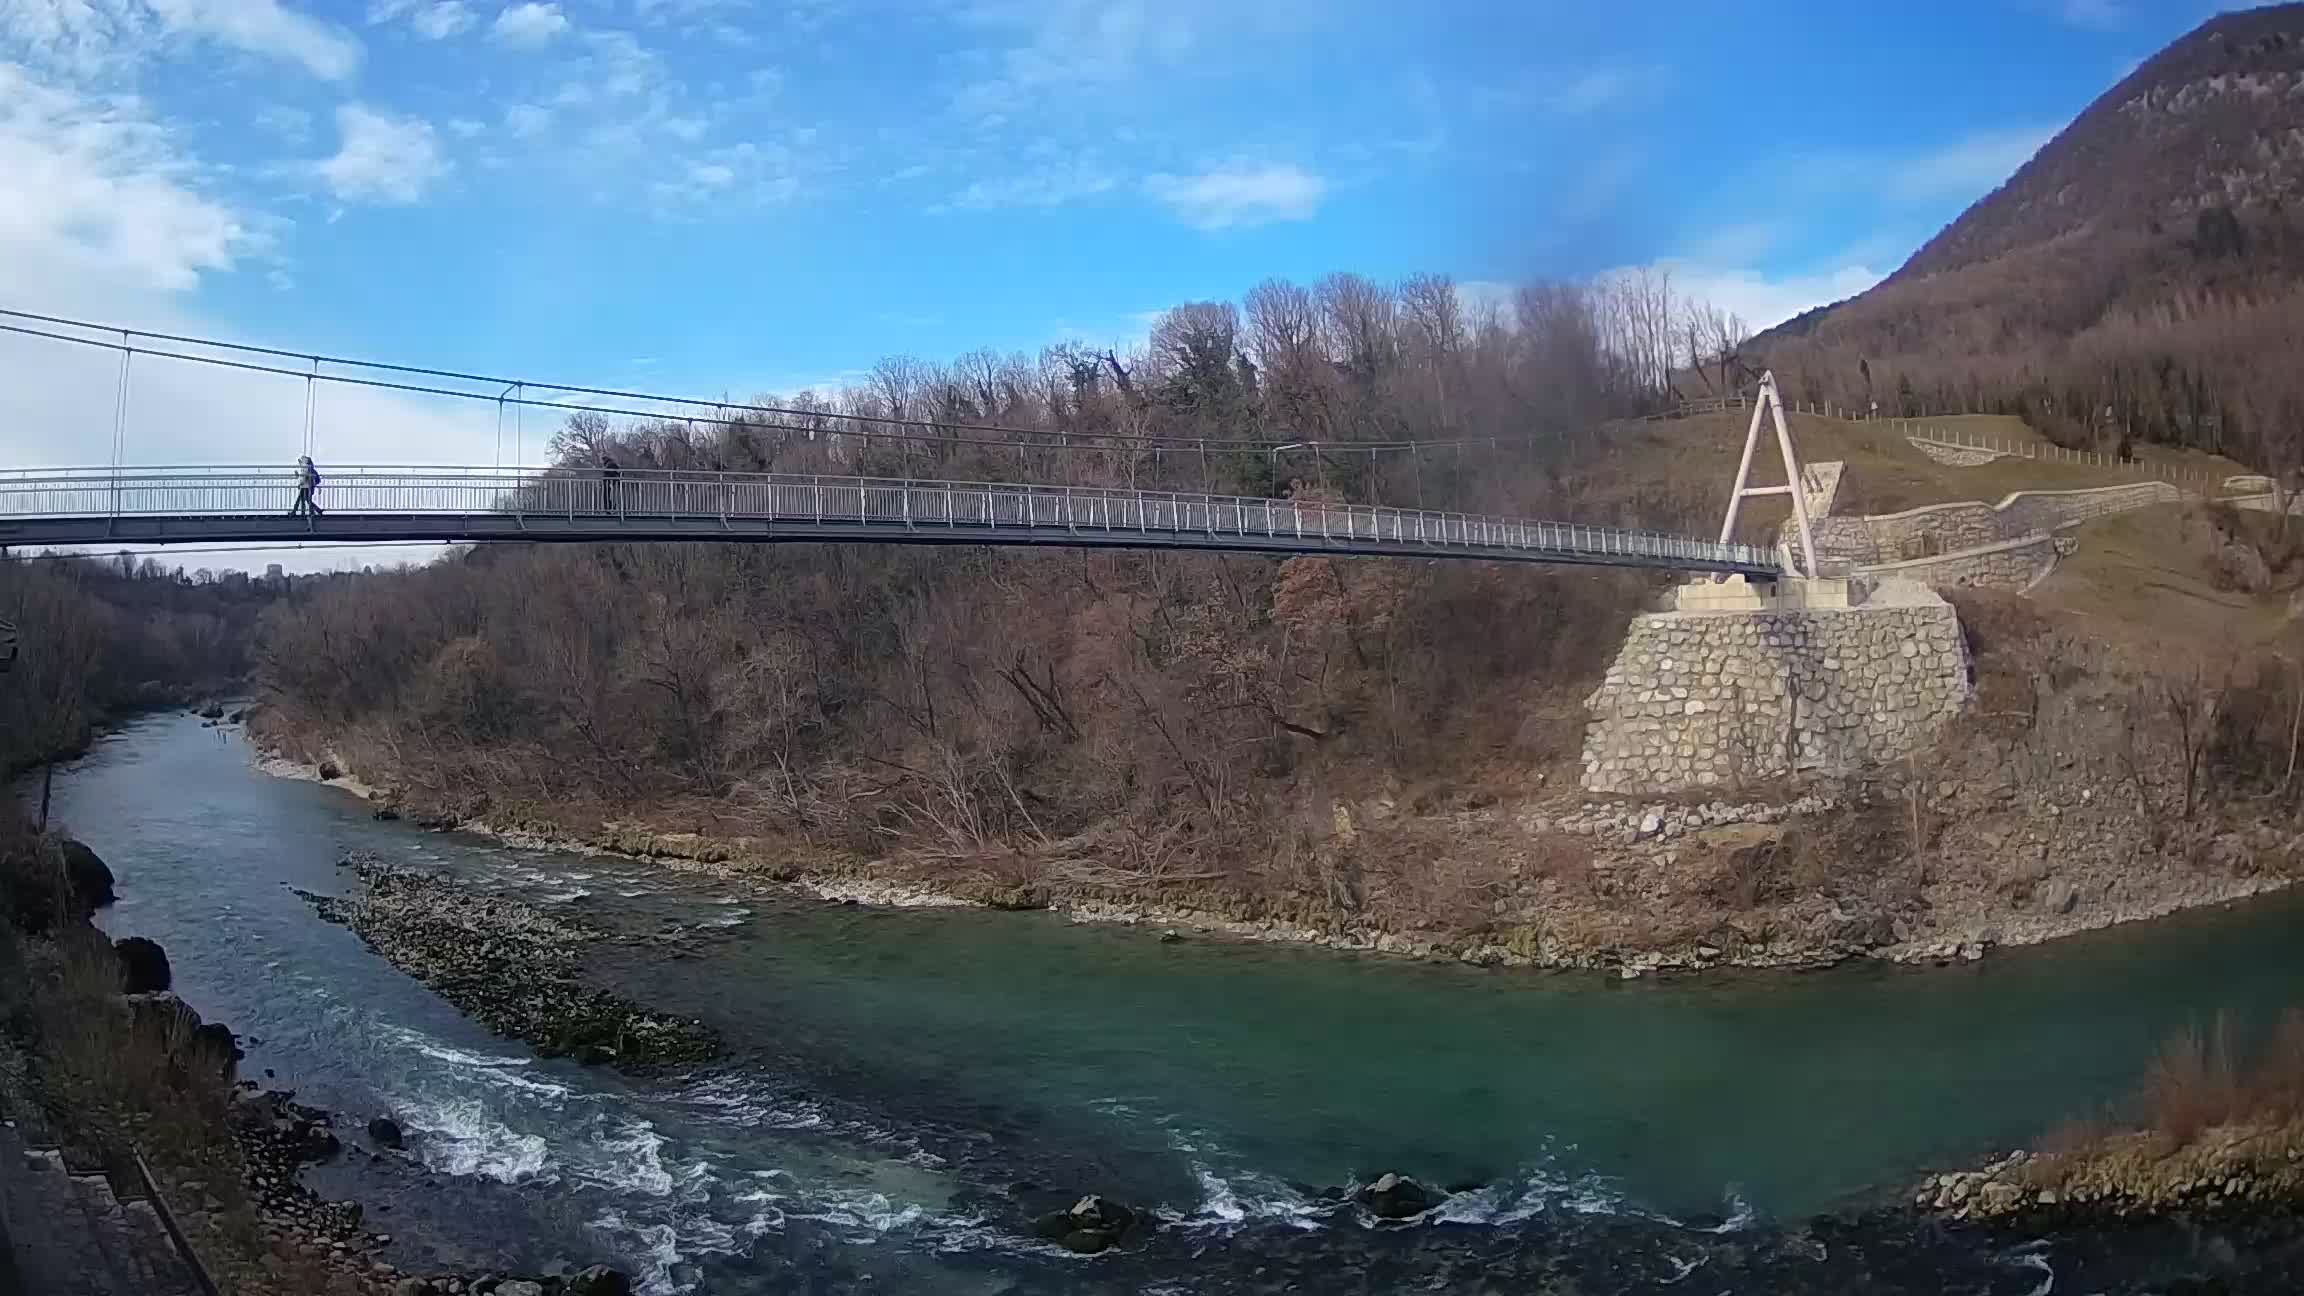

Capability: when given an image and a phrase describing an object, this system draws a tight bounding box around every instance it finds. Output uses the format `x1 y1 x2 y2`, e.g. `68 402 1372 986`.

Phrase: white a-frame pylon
1716 370 1818 579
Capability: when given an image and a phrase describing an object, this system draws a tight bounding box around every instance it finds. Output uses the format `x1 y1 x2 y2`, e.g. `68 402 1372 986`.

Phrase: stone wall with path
1854 533 2061 593
1809 481 2185 566
1580 584 1971 794
1909 438 2009 467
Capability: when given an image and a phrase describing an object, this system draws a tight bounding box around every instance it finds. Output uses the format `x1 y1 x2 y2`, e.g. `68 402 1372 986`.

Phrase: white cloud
4 0 361 80
1143 162 1325 230
2061 0 2125 30
644 140 802 207
1681 222 1776 266
318 104 446 204
953 0 1198 122
1453 279 1515 323
1628 260 1886 333
253 103 312 143
491 1 568 46
409 0 474 38
944 161 1117 210
1545 64 1665 115
0 63 250 309
503 102 550 137
144 0 360 78
1886 124 2056 203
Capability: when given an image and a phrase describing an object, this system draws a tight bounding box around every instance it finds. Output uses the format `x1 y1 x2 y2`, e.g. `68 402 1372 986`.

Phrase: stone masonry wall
1855 533 2059 593
1908 438 2008 467
1810 482 2184 565
1581 593 1971 795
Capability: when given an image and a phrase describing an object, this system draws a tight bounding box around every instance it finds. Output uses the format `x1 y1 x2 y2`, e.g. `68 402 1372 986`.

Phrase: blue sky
0 0 2233 481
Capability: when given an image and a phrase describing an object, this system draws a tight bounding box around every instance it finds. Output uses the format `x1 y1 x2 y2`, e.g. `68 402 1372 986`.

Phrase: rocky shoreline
1918 1126 2304 1224
223 1084 632 1296
256 743 2303 980
298 854 720 1072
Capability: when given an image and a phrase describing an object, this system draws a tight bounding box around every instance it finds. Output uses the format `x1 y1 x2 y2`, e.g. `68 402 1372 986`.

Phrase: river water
53 713 2304 1293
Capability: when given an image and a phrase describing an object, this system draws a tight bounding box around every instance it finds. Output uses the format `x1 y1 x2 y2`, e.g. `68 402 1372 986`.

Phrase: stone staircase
0 1114 212 1296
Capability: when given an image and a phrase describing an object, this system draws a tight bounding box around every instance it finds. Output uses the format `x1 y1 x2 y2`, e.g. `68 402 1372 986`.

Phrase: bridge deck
0 467 1779 576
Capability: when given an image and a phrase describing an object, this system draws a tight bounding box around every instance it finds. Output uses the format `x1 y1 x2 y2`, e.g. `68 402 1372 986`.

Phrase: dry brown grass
26 930 243 1181
2050 1010 2304 1156
2034 506 2289 651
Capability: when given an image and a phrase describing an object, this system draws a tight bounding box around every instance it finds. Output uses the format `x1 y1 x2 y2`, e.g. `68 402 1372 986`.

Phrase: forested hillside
250 270 1724 927
0 557 280 775
1754 5 2304 475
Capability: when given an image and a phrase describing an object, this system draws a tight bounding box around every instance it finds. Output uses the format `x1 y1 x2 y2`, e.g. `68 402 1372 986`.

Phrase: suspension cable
302 357 318 458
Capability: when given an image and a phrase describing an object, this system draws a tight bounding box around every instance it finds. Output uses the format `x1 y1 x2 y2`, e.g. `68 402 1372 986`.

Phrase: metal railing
0 464 1779 573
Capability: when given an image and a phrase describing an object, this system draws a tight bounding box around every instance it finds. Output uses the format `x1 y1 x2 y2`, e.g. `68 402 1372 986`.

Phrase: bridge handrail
0 465 1775 571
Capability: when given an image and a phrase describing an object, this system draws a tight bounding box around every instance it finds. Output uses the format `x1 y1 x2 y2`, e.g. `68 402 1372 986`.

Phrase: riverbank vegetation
241 268 2304 970
249 270 1710 941
0 556 283 776
1925 1011 2304 1222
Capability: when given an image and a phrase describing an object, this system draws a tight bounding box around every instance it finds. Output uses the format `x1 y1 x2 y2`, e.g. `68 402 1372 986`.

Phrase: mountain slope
1748 7 2304 470
1901 4 2304 280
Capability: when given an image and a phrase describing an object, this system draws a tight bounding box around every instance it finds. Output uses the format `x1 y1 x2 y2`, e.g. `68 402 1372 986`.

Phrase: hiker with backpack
290 455 324 517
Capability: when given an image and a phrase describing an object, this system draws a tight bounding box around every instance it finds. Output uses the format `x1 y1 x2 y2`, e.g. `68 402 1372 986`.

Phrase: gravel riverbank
298 855 719 1073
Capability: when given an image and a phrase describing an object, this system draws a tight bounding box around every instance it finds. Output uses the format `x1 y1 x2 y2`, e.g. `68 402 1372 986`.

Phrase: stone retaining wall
1908 438 2008 467
1854 533 2059 593
1800 461 1846 518
1808 481 2185 565
1581 588 1970 794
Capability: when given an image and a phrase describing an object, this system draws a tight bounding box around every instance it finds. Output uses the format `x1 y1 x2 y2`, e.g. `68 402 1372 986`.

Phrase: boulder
1066 1195 1135 1236
374 805 404 822
1358 1172 1432 1219
2217 542 2272 594
2034 878 2080 915
59 838 115 911
367 1117 406 1150
497 1282 546 1296
115 936 173 993
317 760 343 782
187 1022 242 1080
198 703 225 720
1031 1194 1136 1252
564 1266 633 1296
394 1280 436 1296
280 1119 341 1163
120 991 202 1044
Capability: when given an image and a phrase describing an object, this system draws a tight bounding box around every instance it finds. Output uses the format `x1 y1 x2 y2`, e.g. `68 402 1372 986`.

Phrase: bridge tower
1715 370 1818 579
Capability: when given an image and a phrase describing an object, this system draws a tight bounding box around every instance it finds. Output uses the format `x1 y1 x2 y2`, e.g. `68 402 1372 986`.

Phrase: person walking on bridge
600 454 620 514
289 455 324 518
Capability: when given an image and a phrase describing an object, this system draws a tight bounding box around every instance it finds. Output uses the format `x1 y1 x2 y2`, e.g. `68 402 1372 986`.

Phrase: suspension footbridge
0 312 1781 577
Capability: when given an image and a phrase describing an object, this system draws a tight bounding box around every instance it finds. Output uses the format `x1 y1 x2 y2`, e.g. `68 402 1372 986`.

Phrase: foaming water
49 715 2304 1294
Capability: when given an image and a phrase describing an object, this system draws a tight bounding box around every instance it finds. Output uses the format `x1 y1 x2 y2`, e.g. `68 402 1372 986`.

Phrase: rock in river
115 935 173 993
1031 1193 1138 1254
60 838 115 911
564 1266 634 1296
1360 1172 1433 1219
367 1117 405 1150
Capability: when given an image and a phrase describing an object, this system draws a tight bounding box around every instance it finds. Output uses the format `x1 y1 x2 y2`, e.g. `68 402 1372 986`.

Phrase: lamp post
1269 442 1308 495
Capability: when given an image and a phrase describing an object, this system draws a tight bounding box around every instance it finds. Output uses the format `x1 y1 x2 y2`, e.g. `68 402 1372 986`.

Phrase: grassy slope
1584 411 2221 535
2034 505 2293 650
